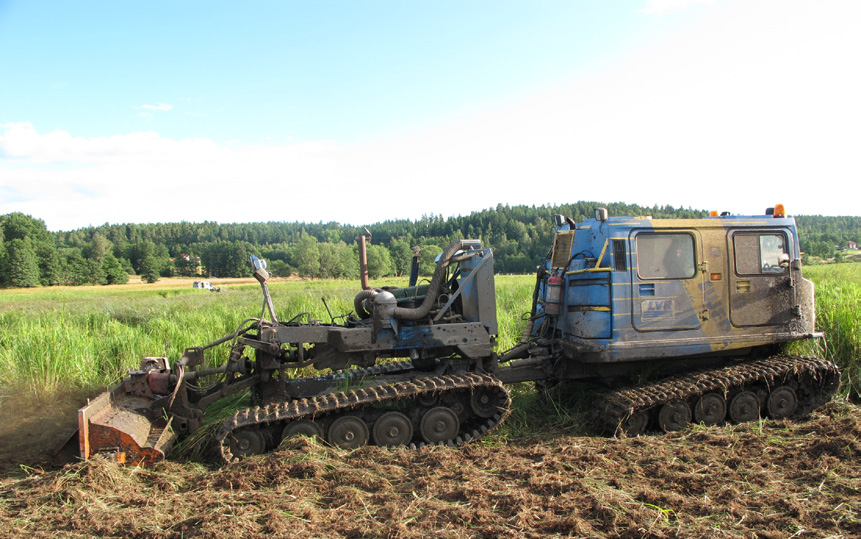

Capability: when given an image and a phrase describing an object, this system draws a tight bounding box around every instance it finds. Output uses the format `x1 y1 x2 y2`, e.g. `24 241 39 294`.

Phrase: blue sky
1 1 666 142
1 0 858 231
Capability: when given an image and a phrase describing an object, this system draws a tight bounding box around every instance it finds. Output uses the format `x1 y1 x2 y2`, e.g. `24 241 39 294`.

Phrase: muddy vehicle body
61 206 839 466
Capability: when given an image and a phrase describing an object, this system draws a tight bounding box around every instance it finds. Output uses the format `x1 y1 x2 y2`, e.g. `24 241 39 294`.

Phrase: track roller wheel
767 386 798 419
470 387 500 418
621 410 649 436
328 416 370 449
729 391 761 423
373 412 413 447
227 428 267 458
282 419 324 441
420 406 460 443
694 392 727 426
658 401 692 432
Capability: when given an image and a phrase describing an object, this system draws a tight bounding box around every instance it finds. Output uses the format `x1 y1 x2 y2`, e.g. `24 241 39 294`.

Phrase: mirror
250 255 270 284
250 255 267 271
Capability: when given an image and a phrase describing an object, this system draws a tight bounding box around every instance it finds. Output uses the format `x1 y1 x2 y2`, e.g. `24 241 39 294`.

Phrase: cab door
631 230 704 331
729 230 795 326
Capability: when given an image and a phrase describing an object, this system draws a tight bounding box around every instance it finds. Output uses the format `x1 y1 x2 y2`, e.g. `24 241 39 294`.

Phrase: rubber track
598 355 840 434
216 372 511 463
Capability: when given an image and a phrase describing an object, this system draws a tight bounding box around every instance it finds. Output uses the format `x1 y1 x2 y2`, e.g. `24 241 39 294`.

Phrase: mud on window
636 233 696 279
734 232 789 275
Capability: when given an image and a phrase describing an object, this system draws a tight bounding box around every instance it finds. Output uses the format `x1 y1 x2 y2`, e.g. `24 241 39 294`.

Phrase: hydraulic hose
391 240 468 321
521 251 550 343
353 289 378 319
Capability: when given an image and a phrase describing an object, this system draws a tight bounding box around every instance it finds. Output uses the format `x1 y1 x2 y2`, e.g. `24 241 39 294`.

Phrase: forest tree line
1 203 858 288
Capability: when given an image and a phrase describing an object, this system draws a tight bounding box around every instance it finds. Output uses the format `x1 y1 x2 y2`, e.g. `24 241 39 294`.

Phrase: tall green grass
0 276 523 399
0 266 858 402
0 281 382 397
790 264 861 399
493 274 534 351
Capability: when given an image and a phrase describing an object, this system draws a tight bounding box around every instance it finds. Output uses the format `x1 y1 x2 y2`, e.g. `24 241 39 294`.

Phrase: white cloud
341 1 860 220
2 0 859 230
0 122 347 229
639 0 715 15
137 103 173 112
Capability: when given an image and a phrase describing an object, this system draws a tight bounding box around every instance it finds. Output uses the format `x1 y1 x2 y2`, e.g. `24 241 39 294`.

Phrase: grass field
0 266 858 402
790 264 861 399
0 267 859 538
0 276 411 396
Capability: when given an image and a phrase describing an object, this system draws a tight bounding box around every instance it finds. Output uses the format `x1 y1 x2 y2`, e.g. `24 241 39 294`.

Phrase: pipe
520 251 550 343
391 240 469 321
357 229 371 290
408 245 421 287
353 289 377 319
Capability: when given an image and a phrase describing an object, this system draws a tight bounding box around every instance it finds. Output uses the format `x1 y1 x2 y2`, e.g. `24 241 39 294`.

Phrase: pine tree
103 253 130 284
7 238 41 288
62 249 90 285
36 244 62 286
140 255 160 283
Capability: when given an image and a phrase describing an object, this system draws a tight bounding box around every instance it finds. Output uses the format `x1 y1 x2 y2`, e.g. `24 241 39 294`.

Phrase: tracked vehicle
61 205 840 466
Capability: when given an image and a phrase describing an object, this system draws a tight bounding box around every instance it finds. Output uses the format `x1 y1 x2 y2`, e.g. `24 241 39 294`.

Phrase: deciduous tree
366 244 393 279
296 236 321 278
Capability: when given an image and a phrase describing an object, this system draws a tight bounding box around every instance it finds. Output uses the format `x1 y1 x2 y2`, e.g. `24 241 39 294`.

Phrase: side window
734 233 789 275
612 239 627 272
637 233 696 279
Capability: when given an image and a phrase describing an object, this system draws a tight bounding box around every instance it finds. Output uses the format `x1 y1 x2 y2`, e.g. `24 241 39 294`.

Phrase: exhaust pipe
357 227 371 290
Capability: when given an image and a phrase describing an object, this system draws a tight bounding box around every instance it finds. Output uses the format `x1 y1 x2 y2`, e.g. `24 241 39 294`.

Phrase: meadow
1 267 859 538
0 265 857 405
790 264 861 399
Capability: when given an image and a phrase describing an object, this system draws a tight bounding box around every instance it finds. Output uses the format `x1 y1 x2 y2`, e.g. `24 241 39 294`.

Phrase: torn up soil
1 401 859 539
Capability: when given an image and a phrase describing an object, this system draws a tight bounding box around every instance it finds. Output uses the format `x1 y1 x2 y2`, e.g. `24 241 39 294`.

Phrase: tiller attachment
57 357 177 466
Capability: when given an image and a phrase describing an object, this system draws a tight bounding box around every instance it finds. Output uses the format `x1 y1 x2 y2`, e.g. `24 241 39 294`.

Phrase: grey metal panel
272 325 332 343
326 323 493 353
458 249 498 334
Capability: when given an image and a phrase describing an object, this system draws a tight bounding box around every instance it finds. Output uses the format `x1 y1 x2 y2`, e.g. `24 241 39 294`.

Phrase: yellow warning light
709 211 719 217
773 204 785 217
710 273 722 281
